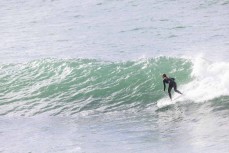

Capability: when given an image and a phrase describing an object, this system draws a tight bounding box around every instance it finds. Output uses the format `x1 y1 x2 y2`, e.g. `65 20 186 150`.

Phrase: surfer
162 74 182 100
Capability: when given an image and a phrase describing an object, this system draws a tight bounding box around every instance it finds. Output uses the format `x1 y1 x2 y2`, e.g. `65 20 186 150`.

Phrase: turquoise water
0 57 192 116
0 0 229 153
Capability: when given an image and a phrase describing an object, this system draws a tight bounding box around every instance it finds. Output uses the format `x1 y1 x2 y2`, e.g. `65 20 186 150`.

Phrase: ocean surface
0 0 229 153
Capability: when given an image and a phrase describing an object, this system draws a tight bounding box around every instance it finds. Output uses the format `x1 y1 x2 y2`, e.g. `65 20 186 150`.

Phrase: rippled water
0 0 228 63
1 100 229 153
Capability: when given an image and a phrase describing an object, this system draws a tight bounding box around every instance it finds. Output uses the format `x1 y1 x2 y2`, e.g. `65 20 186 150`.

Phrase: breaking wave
0 56 228 116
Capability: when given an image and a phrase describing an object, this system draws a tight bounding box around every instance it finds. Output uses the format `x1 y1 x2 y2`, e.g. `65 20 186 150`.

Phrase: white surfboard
157 94 183 108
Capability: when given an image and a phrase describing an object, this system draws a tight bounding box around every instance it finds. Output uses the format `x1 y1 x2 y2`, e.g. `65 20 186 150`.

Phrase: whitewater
0 0 229 153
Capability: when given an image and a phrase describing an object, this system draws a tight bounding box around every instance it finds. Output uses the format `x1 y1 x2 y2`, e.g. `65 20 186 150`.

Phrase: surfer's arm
163 80 166 91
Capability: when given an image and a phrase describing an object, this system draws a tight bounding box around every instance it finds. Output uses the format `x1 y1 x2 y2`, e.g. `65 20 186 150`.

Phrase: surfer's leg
174 82 182 94
168 85 172 100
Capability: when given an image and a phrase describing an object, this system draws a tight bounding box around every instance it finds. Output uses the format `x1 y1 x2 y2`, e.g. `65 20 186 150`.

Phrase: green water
0 57 192 116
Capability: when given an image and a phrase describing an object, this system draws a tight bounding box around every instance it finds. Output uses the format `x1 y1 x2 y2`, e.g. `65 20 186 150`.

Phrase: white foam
182 57 229 102
157 94 185 108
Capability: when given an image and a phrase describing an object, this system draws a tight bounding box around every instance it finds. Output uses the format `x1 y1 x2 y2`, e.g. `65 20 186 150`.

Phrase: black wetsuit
163 77 182 99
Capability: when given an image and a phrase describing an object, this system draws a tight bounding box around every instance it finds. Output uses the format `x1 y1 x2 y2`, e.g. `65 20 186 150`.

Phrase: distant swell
1 56 228 116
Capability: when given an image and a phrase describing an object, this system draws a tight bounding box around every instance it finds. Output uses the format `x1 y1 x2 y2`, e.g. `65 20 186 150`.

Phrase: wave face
0 57 192 116
1 56 229 116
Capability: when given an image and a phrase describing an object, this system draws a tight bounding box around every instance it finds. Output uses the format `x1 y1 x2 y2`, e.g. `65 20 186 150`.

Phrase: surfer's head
162 74 167 78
